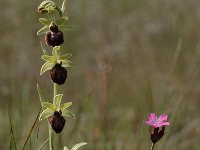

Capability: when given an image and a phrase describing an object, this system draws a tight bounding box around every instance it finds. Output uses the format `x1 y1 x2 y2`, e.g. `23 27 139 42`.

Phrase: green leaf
40 62 54 75
61 0 67 14
37 26 49 36
52 46 60 58
39 108 54 121
39 18 51 26
37 84 44 105
41 55 54 62
60 53 72 60
63 146 70 150
55 16 68 25
58 25 74 31
71 142 87 150
42 102 56 111
60 102 72 111
54 94 63 107
62 109 75 119
62 59 73 68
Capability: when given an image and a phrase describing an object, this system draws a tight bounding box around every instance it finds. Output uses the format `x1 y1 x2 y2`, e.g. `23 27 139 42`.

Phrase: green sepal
41 55 55 62
71 142 88 150
40 62 54 75
37 25 49 36
39 108 54 121
60 102 72 111
60 53 72 60
58 25 74 31
62 59 73 68
62 109 75 119
55 16 68 25
39 18 51 26
42 102 57 111
54 94 63 107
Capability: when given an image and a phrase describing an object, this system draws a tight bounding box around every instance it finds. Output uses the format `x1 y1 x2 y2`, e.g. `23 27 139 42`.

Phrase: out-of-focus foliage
0 0 200 149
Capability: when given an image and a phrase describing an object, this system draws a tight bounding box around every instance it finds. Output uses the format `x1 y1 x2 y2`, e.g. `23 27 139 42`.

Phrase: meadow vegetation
0 0 200 149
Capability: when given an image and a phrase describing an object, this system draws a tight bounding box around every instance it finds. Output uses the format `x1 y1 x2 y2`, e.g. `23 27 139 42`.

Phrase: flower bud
48 111 66 134
50 63 67 85
150 126 165 144
38 0 57 14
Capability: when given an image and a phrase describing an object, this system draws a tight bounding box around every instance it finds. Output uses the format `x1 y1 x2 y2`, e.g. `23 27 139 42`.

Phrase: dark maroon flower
45 25 64 47
50 63 67 85
48 111 66 134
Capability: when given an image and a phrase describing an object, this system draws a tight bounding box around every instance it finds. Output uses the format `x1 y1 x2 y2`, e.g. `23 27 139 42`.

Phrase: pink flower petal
154 122 170 128
149 113 157 121
158 114 168 122
145 121 154 126
145 113 170 128
154 123 163 128
144 113 157 126
161 122 170 126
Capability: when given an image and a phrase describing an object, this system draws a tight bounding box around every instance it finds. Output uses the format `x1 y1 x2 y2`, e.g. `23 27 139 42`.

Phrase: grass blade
35 120 40 149
9 134 12 150
38 139 49 150
22 110 41 150
7 105 18 150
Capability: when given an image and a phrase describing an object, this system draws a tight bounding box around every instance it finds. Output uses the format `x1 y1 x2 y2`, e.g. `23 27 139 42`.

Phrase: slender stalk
151 143 155 150
49 83 58 150
53 83 58 104
48 124 54 150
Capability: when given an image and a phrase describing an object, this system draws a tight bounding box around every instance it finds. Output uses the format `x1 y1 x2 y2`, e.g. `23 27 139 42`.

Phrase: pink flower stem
151 143 155 150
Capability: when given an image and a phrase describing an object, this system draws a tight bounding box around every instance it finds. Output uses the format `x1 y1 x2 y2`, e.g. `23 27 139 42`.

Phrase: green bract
40 46 73 75
39 93 75 121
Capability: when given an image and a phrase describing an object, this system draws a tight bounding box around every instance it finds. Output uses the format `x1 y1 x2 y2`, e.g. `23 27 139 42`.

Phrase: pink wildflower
145 113 170 128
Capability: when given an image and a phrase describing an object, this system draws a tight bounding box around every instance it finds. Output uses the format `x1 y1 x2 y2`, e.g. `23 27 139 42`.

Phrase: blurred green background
0 0 200 149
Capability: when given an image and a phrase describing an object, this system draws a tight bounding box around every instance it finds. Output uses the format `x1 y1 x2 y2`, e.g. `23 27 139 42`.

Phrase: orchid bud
38 0 57 14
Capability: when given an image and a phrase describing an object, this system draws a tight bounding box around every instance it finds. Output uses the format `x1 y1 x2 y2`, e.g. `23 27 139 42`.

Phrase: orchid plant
36 0 87 149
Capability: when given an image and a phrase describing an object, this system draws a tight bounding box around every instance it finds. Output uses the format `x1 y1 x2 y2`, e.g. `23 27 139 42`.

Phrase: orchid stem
151 143 155 150
48 123 54 150
49 83 58 150
53 83 58 104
